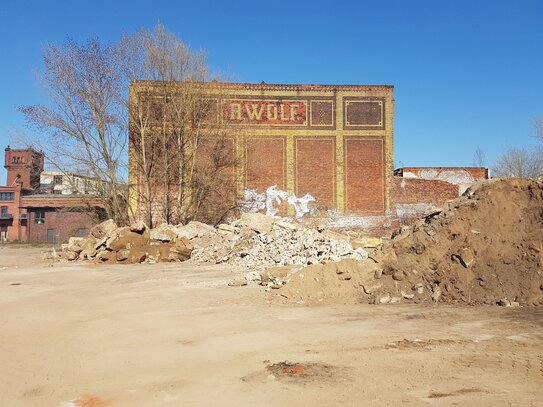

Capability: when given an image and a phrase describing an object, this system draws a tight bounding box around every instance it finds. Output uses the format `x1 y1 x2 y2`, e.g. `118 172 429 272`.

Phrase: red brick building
129 82 395 221
1 147 103 243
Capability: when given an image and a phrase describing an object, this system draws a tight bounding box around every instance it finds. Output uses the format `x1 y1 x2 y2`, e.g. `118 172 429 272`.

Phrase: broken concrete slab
90 219 118 239
175 221 216 240
150 224 178 242
237 212 276 234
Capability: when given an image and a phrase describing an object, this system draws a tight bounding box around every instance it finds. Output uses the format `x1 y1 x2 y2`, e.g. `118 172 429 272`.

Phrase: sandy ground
0 246 542 407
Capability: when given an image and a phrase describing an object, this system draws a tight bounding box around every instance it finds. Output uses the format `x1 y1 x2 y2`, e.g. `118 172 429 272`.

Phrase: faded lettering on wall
225 99 308 126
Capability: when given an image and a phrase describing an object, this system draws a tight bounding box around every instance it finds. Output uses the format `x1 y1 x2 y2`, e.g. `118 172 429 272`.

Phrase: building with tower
1 146 103 243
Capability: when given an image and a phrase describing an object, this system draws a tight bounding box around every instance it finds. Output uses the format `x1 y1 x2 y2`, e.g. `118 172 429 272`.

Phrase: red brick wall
194 137 237 220
295 138 335 209
246 137 286 191
391 177 459 207
27 209 97 243
195 137 236 203
244 135 388 216
344 137 385 215
0 184 23 241
4 149 44 189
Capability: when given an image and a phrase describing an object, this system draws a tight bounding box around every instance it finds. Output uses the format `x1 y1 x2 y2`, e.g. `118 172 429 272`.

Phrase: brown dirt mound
274 178 543 306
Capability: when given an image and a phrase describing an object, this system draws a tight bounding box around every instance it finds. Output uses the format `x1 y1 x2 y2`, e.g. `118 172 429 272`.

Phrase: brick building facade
392 167 490 222
129 82 395 220
1 147 103 243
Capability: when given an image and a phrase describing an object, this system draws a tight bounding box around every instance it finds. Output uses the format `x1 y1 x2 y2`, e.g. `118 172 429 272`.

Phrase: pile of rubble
189 212 370 270
61 219 193 263
268 178 543 306
61 212 372 267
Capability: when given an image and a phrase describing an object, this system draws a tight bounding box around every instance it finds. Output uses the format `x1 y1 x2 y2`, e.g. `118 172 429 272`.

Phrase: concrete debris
129 220 147 233
350 236 382 249
378 294 391 304
237 212 276 234
451 248 475 268
67 237 84 248
89 219 117 239
431 285 442 303
497 298 511 307
175 221 216 240
401 290 415 299
218 224 237 233
61 219 192 264
61 214 368 269
149 224 178 242
244 271 262 282
228 279 248 287
190 215 368 270
497 299 520 307
273 220 297 231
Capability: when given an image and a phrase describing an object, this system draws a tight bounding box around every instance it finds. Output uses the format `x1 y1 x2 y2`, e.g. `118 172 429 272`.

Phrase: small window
1 206 7 215
0 192 14 201
53 175 63 185
35 210 45 224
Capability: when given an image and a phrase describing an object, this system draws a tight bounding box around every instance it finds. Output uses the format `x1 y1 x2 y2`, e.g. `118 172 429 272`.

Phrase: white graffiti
287 192 316 219
242 185 315 218
265 185 288 216
418 169 475 185
242 189 266 213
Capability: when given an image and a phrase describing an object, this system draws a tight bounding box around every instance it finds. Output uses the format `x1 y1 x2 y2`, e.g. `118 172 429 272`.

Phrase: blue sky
0 0 541 182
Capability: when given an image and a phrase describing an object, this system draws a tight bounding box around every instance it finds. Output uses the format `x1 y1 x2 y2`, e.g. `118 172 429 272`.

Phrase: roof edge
130 81 394 92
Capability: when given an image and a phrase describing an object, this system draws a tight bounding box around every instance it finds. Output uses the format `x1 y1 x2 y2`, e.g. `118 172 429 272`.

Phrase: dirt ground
1 246 542 407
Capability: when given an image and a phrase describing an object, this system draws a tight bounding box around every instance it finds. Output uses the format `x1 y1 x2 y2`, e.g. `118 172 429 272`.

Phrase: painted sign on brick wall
224 99 308 126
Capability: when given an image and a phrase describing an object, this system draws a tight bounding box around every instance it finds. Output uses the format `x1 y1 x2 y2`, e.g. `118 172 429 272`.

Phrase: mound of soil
275 178 543 306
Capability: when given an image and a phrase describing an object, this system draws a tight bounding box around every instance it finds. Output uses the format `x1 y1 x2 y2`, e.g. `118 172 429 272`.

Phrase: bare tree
493 147 543 178
535 116 543 144
20 23 238 227
472 147 487 167
20 38 128 225
121 23 238 226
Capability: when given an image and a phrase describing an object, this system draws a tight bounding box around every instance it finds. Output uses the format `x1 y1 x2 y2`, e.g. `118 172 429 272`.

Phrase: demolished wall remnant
395 167 490 195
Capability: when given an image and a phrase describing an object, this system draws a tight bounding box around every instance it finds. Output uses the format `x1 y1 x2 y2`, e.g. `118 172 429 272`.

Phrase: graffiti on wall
404 169 475 185
242 185 315 219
